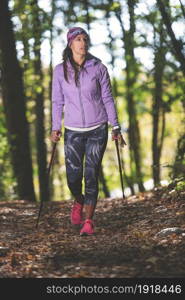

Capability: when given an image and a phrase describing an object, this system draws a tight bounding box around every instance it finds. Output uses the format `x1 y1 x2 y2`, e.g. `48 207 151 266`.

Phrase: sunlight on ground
111 178 169 198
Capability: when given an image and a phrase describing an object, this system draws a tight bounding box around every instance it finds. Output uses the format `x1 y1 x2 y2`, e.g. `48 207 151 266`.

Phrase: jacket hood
66 52 101 70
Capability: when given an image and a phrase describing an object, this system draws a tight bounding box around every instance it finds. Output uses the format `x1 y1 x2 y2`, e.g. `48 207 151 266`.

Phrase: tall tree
115 0 145 192
156 0 185 182
0 73 6 199
152 18 167 185
157 0 185 76
0 0 36 201
172 133 185 179
83 0 91 32
99 165 110 198
31 0 50 202
48 0 57 200
179 0 185 19
105 6 132 194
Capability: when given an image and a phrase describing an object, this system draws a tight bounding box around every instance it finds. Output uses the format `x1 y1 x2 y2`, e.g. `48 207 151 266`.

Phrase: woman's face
70 34 89 56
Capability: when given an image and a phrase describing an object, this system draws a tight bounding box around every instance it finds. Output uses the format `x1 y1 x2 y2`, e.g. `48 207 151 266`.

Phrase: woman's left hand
111 131 127 148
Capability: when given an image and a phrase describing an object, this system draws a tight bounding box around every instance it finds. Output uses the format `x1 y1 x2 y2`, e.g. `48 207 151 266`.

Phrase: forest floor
0 184 185 278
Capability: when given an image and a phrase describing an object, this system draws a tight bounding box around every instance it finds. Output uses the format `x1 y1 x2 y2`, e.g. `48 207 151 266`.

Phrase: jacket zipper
77 69 85 127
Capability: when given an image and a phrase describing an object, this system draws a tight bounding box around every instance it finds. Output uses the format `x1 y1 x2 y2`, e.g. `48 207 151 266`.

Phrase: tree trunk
152 24 167 185
172 97 185 179
157 0 185 76
48 0 57 201
84 0 91 32
99 166 110 198
105 9 131 196
179 0 185 19
31 0 50 202
116 1 145 192
172 132 185 179
0 0 36 201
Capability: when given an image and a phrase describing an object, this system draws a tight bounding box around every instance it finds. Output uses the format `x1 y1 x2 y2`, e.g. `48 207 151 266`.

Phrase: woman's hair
62 34 90 86
62 46 85 86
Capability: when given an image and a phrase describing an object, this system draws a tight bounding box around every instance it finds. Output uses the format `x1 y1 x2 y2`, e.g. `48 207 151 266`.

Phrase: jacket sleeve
51 65 65 131
99 64 120 127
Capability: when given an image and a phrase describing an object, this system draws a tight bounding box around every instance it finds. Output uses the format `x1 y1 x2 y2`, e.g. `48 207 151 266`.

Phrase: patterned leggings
64 122 108 206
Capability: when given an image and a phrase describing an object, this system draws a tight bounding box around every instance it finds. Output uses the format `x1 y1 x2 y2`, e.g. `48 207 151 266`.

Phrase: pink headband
67 27 89 46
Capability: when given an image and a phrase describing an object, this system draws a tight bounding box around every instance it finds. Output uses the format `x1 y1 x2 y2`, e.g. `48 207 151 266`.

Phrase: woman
51 27 126 236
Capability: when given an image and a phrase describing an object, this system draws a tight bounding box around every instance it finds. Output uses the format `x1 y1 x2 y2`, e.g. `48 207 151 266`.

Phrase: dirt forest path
0 186 185 278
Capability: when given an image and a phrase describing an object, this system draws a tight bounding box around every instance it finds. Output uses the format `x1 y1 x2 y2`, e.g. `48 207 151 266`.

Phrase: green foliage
176 180 185 192
109 1 121 13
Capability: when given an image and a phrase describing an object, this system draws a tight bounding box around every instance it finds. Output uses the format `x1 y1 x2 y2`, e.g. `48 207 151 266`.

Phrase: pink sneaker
70 202 83 225
80 219 95 236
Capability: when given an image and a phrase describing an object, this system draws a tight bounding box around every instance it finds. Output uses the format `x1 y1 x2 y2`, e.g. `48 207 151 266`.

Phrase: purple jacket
51 53 120 131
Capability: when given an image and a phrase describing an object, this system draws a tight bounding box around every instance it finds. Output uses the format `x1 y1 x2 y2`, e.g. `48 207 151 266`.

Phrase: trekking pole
35 142 57 229
115 139 125 199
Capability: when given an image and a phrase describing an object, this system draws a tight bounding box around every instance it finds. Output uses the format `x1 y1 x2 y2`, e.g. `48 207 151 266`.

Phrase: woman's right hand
50 130 61 143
